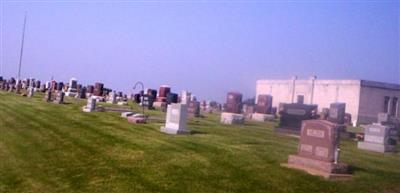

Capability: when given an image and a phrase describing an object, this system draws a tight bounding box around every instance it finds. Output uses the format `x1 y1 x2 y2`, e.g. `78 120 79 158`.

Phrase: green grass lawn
1 91 399 193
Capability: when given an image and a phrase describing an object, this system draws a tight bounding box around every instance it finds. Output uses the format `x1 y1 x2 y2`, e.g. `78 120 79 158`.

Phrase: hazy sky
1 1 399 102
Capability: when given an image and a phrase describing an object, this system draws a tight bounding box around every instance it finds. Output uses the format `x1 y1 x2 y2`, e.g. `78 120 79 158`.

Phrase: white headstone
161 103 190 135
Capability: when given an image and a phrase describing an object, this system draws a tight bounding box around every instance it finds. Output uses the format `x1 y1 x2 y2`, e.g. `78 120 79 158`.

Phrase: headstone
221 112 245 124
87 85 94 94
166 93 178 104
56 82 64 91
107 92 117 104
27 87 35 97
35 80 41 89
54 92 65 104
141 95 154 109
78 87 87 99
15 82 22 94
357 123 397 153
44 91 52 102
327 103 346 125
133 94 141 103
255 95 273 114
93 82 104 96
282 120 351 179
160 103 190 135
188 101 200 117
157 85 170 102
147 89 157 99
224 92 243 114
277 103 318 134
82 97 96 112
65 78 78 97
127 114 147 124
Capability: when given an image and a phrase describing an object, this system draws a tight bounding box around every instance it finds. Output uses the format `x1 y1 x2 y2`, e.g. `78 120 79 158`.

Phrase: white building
256 76 400 125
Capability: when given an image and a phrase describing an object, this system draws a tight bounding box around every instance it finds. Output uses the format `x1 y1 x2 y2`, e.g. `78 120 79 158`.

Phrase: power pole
17 12 27 81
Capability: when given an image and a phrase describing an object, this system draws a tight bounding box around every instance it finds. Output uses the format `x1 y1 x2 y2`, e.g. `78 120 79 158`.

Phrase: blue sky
1 1 399 102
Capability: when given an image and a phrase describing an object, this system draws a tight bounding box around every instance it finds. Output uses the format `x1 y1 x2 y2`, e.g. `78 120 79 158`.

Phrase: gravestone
157 85 170 102
282 120 351 179
255 95 273 114
127 114 147 124
166 93 178 104
82 97 96 112
133 94 141 103
160 103 190 135
327 103 346 125
27 87 35 97
15 82 22 94
107 92 117 104
54 92 65 104
221 92 245 124
66 78 78 97
44 91 52 102
357 123 397 153
78 87 87 99
93 82 104 96
35 80 41 89
56 82 64 91
141 95 154 109
224 92 243 114
188 101 200 117
147 89 157 100
277 103 318 135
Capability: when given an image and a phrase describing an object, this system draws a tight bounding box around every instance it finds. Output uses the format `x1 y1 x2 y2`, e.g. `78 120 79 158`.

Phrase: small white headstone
161 103 190 135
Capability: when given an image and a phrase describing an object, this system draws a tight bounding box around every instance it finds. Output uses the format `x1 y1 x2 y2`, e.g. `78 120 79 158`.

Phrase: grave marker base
282 155 351 180
160 127 190 135
357 142 395 153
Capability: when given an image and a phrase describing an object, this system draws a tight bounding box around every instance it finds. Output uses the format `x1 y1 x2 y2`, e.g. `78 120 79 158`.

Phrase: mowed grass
0 91 399 193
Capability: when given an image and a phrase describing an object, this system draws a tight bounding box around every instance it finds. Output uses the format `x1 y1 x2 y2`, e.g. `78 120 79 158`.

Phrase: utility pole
17 12 27 81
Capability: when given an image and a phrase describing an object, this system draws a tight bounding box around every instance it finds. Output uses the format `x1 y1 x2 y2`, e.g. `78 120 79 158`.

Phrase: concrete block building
256 76 400 125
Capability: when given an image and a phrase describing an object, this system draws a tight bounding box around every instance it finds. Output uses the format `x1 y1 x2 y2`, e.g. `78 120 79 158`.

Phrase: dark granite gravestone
188 101 200 117
277 103 318 134
282 120 351 179
94 82 104 96
224 92 243 114
142 95 154 109
56 82 64 91
35 80 41 89
133 94 141 103
78 87 87 99
166 93 178 104
255 95 273 114
358 123 397 153
328 103 346 125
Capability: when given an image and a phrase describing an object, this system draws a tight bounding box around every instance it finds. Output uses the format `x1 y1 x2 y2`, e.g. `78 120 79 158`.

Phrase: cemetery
0 77 399 193
1 2 399 193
